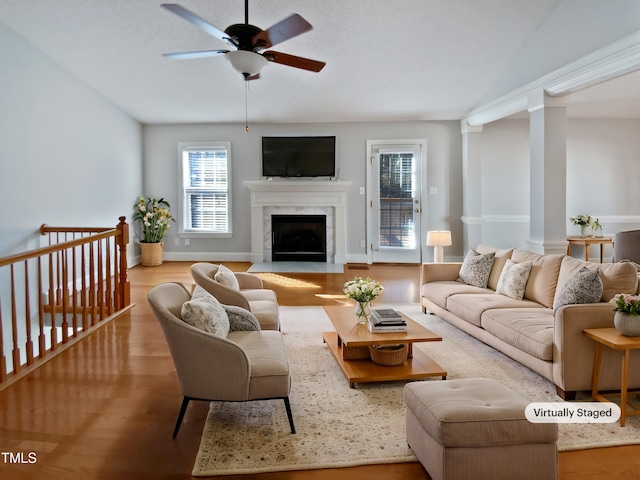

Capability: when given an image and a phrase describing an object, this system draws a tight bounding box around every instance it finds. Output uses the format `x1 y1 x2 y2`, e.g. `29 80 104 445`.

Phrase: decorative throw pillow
553 266 603 312
496 259 533 300
181 285 230 337
457 250 495 288
223 305 261 331
214 264 240 290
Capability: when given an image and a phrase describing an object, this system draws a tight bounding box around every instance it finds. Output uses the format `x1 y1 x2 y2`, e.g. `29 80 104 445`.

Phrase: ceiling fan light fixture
226 50 268 77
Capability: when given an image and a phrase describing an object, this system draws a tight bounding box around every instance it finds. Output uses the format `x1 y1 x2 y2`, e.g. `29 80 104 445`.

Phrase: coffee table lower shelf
322 331 447 388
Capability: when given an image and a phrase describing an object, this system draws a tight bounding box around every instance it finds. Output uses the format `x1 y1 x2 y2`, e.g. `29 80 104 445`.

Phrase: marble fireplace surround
243 180 352 264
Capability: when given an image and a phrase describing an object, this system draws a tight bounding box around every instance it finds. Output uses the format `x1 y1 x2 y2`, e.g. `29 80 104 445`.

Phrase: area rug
191 305 640 476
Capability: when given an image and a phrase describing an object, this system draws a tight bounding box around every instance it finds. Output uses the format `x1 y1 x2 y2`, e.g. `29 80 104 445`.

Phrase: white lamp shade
426 230 452 247
226 50 268 76
426 230 451 263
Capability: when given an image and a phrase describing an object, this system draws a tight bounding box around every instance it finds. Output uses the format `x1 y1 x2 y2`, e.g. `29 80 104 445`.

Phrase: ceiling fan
161 1 326 80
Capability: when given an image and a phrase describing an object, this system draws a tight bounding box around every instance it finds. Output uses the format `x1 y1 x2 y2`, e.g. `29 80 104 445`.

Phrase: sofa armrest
420 262 462 285
235 272 264 289
552 302 615 393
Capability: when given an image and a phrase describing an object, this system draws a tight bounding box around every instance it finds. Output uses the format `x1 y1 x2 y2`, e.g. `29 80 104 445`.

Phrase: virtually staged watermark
525 402 621 423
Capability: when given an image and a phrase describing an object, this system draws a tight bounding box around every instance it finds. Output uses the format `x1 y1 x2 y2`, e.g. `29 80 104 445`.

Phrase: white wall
0 23 143 258
480 120 531 248
478 117 640 257
143 121 463 262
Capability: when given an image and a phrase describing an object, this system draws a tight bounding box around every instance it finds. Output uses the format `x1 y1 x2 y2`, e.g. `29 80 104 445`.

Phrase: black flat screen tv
262 136 336 178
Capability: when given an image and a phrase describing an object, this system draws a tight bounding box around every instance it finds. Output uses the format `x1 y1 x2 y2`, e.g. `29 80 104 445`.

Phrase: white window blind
180 143 232 234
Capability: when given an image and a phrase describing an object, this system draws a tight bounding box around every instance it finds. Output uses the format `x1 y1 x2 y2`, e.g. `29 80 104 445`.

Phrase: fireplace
271 215 327 262
243 180 352 264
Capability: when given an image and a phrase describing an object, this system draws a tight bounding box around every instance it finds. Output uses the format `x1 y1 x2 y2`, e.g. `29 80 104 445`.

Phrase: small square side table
583 327 640 426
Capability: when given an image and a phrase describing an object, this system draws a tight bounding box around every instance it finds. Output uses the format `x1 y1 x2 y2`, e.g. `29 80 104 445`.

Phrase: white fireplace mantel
243 180 352 264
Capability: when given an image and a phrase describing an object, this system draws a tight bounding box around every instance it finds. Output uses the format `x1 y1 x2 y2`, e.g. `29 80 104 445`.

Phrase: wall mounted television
262 136 336 178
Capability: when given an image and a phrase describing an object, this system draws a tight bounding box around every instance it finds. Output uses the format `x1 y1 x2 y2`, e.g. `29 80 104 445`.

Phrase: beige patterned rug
191 305 640 476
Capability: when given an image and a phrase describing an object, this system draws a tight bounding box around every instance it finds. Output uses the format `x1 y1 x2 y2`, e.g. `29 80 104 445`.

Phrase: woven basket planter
369 344 408 366
140 242 164 266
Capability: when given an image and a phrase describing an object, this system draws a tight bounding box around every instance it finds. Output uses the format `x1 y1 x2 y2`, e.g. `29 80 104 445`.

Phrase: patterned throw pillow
223 305 261 331
457 250 495 288
496 259 533 300
553 266 603 312
181 285 230 337
214 264 240 290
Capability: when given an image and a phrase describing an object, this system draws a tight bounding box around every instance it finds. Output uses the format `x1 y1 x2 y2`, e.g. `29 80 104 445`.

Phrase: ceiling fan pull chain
245 81 249 133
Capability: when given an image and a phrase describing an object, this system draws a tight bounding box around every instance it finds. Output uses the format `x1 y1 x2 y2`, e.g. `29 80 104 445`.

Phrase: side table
583 327 640 426
566 236 613 262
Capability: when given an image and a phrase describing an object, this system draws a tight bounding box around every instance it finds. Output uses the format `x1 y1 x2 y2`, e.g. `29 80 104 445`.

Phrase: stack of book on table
368 308 407 333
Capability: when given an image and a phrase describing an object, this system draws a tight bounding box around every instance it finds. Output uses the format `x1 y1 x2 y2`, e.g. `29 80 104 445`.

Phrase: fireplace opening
271 215 327 262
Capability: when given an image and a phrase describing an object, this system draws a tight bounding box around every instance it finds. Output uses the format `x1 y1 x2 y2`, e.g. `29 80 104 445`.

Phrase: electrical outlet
360 240 366 248
184 239 190 247
429 187 437 195
359 186 365 195
174 238 180 246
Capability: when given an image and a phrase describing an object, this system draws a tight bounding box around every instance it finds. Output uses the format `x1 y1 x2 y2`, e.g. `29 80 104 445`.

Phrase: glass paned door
370 144 422 263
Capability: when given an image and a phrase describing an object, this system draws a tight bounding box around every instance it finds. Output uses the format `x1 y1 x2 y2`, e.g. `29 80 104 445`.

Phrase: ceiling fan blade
162 49 229 60
161 4 235 47
253 14 312 49
263 51 325 72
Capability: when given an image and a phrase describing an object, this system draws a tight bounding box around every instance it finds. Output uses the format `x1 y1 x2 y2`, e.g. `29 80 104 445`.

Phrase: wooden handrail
0 217 131 388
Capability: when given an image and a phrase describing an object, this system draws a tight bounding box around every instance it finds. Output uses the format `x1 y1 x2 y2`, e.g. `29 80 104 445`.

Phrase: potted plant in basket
133 197 174 266
343 277 384 324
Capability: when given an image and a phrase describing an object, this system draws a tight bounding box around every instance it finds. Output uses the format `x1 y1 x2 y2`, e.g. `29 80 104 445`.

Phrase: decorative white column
527 90 568 254
461 120 483 252
244 180 352 264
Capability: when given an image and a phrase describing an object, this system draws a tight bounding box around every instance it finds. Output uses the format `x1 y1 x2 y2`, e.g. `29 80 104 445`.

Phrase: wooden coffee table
322 305 447 387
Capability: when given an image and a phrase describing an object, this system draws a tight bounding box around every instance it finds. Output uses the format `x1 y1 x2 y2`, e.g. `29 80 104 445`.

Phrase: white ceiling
1 0 639 124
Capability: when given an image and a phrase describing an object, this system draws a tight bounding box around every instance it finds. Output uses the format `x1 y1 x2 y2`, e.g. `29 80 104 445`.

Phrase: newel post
116 216 131 308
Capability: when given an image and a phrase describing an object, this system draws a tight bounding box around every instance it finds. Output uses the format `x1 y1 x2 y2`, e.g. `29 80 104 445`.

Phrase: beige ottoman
404 378 558 480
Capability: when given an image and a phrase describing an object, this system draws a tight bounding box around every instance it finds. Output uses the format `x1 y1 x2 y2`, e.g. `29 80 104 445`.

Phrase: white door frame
365 139 427 264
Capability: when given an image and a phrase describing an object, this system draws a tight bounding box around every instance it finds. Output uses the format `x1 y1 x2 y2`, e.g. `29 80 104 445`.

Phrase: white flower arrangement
343 277 384 303
569 214 592 227
133 197 174 243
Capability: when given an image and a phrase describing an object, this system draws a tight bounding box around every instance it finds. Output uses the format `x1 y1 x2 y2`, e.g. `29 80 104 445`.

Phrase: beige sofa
420 245 640 400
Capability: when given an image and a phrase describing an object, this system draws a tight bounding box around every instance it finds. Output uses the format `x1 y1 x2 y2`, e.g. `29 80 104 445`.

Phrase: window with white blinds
180 142 232 235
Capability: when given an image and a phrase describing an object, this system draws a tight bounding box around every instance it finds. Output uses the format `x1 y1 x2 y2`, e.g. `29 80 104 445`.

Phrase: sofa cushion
421 281 492 310
446 293 544 327
481 308 554 361
554 256 639 303
181 285 230 337
214 264 240 290
476 244 514 291
553 266 603 311
598 261 639 301
458 249 495 288
496 259 533 301
511 250 564 308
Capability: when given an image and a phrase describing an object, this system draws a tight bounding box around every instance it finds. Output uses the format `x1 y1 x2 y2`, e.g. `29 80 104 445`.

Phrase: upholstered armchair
190 262 280 330
147 282 295 437
613 229 640 265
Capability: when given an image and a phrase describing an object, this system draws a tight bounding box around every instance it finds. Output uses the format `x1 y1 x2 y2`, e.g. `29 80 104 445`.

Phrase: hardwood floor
1 261 638 479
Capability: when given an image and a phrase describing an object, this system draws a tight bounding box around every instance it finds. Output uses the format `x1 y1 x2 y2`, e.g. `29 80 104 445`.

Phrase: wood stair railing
0 217 131 389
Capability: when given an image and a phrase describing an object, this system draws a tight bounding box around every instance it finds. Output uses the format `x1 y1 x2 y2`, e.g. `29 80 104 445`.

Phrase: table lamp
426 231 452 263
